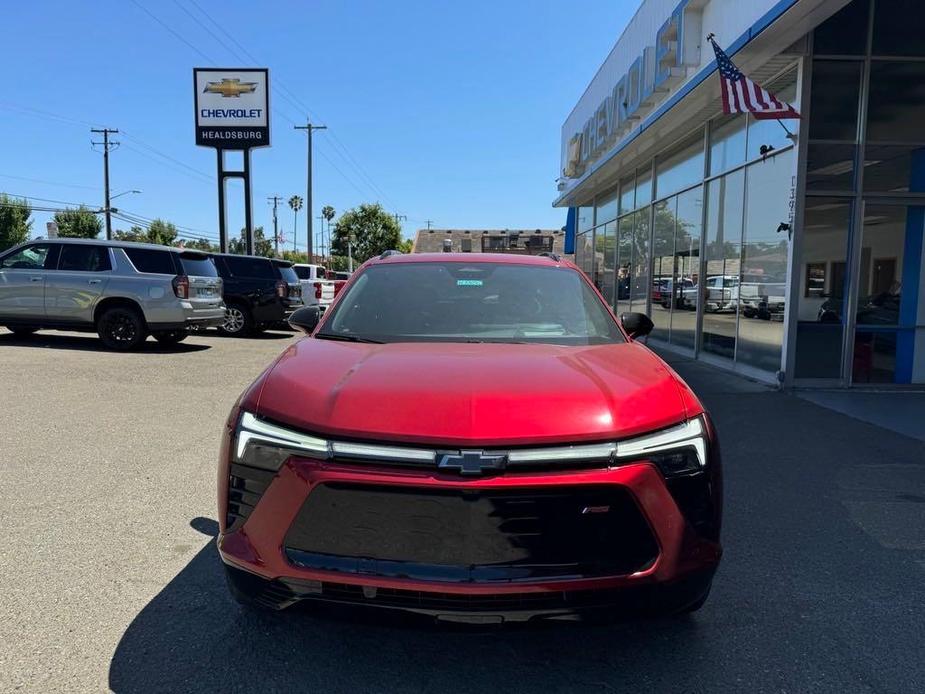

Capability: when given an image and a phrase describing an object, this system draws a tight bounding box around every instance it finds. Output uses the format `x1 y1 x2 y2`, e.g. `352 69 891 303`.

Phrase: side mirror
288 305 321 334
621 312 654 339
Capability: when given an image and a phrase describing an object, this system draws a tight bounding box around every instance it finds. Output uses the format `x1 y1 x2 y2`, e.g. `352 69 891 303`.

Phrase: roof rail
539 252 561 262
378 249 403 259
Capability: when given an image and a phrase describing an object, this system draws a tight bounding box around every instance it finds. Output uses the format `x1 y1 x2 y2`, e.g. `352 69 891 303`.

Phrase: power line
128 0 213 64
0 173 99 191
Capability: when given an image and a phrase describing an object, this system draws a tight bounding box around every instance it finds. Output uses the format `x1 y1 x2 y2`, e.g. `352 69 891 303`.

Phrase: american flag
709 35 800 120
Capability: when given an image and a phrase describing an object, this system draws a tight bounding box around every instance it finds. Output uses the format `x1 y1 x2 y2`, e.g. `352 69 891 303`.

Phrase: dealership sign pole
194 68 270 254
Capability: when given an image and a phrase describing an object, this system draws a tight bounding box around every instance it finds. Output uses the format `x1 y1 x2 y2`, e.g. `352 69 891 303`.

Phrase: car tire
218 303 252 337
96 306 147 351
152 330 189 345
6 325 39 337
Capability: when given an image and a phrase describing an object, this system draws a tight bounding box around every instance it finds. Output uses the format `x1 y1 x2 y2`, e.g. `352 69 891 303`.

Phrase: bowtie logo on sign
203 78 258 98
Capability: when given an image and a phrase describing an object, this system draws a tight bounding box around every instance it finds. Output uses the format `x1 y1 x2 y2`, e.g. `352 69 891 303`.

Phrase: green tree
228 227 273 257
113 226 148 243
54 206 102 238
147 219 178 246
0 194 32 251
281 249 308 264
398 238 413 254
331 203 400 264
184 238 218 252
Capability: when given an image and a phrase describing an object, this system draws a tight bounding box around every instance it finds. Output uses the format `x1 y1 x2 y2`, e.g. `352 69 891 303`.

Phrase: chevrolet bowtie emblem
438 450 506 476
203 78 258 98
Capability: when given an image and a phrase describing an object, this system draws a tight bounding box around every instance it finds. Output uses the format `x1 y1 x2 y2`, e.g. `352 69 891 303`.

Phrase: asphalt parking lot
1 328 923 693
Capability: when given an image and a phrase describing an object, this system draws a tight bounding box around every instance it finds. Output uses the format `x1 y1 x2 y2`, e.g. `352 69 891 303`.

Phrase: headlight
614 417 707 477
233 412 437 471
234 412 329 471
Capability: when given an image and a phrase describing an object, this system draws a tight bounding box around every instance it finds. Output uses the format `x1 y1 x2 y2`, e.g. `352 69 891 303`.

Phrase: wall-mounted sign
565 0 705 178
193 68 270 149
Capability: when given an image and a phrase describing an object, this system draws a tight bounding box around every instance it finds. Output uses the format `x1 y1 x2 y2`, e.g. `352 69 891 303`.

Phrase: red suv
217 252 722 623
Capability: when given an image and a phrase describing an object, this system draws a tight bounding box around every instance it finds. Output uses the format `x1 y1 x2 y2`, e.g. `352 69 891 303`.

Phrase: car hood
255 339 697 447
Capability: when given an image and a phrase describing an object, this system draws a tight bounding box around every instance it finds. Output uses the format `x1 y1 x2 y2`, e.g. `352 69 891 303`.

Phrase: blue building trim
564 207 577 254
554 0 800 207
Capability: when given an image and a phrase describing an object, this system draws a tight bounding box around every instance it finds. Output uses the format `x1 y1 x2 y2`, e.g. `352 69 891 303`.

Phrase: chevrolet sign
194 68 270 149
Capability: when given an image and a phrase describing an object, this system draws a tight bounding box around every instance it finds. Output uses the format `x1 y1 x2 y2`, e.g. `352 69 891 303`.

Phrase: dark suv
210 253 303 336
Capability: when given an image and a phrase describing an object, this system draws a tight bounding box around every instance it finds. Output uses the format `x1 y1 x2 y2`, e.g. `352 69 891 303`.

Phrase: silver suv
0 238 225 350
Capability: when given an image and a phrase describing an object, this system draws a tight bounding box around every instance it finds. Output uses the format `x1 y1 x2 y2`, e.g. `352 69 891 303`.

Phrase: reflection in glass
710 114 747 177
809 60 862 141
806 144 856 192
636 167 653 209
595 190 619 227
872 0 925 57
577 205 594 234
745 72 799 160
631 207 651 314
867 62 925 143
651 199 674 340
670 187 703 350
619 174 635 215
814 0 869 56
575 230 593 279
863 145 925 193
616 214 634 318
702 170 744 359
737 150 793 373
656 134 704 200
794 198 851 379
596 221 616 307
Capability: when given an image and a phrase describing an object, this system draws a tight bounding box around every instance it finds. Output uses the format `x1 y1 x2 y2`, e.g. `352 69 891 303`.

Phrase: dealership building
557 0 925 387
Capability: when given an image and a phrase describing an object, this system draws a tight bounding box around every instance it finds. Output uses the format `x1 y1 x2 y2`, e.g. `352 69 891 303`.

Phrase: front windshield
318 262 625 345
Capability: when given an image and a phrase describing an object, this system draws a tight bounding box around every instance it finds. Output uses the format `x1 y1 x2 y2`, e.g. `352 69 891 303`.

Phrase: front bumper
217 458 722 618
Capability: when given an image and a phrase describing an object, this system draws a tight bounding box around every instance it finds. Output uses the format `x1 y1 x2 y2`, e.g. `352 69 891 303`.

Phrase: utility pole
91 128 119 240
294 122 327 260
393 213 407 227
317 215 326 266
267 195 282 255
425 220 434 230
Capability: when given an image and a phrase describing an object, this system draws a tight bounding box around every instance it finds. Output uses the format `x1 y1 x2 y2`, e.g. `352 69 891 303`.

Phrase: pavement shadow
0 332 210 353
108 518 713 694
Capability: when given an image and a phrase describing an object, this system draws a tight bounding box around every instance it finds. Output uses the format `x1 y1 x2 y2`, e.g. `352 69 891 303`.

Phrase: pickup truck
293 263 347 312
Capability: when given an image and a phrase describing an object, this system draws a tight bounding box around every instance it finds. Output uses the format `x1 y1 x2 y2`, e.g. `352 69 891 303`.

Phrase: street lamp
111 189 141 200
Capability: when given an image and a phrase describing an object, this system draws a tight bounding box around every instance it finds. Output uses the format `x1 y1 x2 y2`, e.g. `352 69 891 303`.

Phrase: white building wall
560 0 790 188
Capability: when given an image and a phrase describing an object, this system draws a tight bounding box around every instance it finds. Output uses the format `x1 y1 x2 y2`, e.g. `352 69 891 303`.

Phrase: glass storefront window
794 198 853 379
863 145 925 193
651 199 675 340
670 187 703 350
872 0 925 57
636 167 653 209
577 205 594 234
596 221 616 306
745 72 799 161
809 60 862 141
806 143 857 192
616 214 634 317
814 0 869 56
595 189 619 227
737 150 794 373
709 114 747 177
656 133 704 199
575 230 593 279
619 174 635 215
702 170 745 359
631 207 650 314
867 62 925 143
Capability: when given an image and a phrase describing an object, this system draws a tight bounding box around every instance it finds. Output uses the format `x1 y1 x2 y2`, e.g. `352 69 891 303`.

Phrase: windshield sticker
457 279 483 286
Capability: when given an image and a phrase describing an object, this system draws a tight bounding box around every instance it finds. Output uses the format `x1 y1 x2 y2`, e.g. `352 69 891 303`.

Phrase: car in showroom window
217 253 721 622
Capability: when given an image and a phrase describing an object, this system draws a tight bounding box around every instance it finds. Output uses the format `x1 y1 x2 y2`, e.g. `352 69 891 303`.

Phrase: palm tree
321 206 335 268
288 195 303 253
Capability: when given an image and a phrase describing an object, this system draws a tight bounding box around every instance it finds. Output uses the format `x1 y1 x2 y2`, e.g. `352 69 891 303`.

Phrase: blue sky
3 0 637 249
